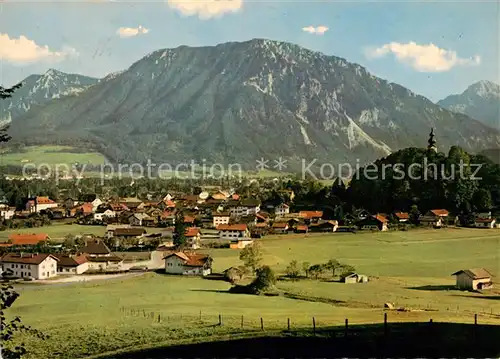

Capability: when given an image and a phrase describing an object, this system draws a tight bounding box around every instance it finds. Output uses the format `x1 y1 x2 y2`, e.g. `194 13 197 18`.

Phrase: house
113 228 147 238
91 198 103 211
452 268 493 290
211 191 228 201
309 220 339 232
393 212 410 223
26 196 58 213
0 204 15 220
271 222 289 234
86 255 124 271
474 218 497 228
74 203 94 217
274 203 290 217
299 211 323 224
0 253 58 280
48 207 66 219
185 227 201 249
419 209 449 227
342 272 369 284
217 224 250 240
129 213 154 226
79 239 112 257
184 215 196 226
213 212 230 227
295 225 308 233
94 209 116 222
7 233 50 246
105 224 131 238
54 254 89 275
164 252 212 276
63 198 78 209
229 199 261 217
358 214 388 231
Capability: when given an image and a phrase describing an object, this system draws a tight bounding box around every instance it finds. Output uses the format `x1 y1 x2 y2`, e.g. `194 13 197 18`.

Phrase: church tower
427 128 437 153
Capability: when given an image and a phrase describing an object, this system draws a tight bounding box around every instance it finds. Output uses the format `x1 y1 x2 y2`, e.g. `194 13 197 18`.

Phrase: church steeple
427 128 437 153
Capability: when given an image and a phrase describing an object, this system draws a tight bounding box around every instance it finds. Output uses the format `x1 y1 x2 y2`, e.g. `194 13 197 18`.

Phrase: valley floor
7 228 500 358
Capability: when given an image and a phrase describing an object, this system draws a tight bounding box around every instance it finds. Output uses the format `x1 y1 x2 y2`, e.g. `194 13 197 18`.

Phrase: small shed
452 268 493 291
341 272 368 284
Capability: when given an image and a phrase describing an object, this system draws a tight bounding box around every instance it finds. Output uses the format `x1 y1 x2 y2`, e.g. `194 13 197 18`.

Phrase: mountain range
4 39 500 170
438 80 499 130
0 69 98 126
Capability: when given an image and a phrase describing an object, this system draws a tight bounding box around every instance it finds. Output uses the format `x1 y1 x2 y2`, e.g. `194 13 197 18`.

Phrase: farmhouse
0 253 58 280
25 196 58 213
113 228 147 238
299 211 323 224
217 224 250 240
0 204 15 220
271 222 289 234
80 239 112 257
185 227 201 249
295 224 308 233
164 252 212 276
342 272 369 284
229 238 255 249
358 214 388 231
55 254 89 275
309 220 338 232
94 209 116 221
212 212 230 227
394 212 409 222
474 218 497 228
129 213 153 226
419 209 449 227
452 268 493 290
274 203 290 217
229 199 261 217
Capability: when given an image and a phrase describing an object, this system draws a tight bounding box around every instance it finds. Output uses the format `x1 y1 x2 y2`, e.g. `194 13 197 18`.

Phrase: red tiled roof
272 222 288 228
394 212 409 220
8 233 49 246
185 227 200 237
80 239 111 255
217 224 248 231
475 218 496 223
374 214 388 223
430 209 449 217
299 211 323 219
184 215 195 223
296 225 308 231
35 196 55 204
0 253 58 265
232 194 240 200
163 252 211 267
255 223 268 228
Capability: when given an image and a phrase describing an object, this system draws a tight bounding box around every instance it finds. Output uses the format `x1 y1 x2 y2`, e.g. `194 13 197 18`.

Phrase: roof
213 212 230 217
299 211 323 219
0 253 58 265
394 212 409 220
35 196 55 204
373 214 388 223
475 218 496 223
255 223 269 228
185 227 200 237
54 254 88 267
163 252 211 267
217 224 248 231
277 203 290 208
8 233 49 246
184 215 195 223
80 239 111 255
114 228 146 237
296 225 308 231
87 255 123 263
272 222 288 228
452 268 492 280
430 209 449 217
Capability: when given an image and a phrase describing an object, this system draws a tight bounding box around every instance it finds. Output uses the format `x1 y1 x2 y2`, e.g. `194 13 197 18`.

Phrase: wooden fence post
474 313 477 325
219 314 222 326
345 318 348 338
199 310 202 321
157 314 161 323
287 318 290 331
384 313 388 337
261 317 264 331
241 315 244 329
313 317 316 335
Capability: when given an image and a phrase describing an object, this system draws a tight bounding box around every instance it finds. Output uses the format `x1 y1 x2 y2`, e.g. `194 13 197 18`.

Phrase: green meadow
7 228 500 358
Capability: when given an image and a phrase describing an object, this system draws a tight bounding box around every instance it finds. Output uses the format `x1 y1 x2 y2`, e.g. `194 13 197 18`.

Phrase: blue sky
0 0 498 101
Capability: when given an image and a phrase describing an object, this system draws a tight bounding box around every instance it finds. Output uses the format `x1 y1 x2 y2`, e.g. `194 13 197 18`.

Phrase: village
0 188 497 292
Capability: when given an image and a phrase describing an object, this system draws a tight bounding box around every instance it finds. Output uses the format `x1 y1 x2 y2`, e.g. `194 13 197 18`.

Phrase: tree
250 266 276 294
302 261 311 278
324 259 340 277
239 242 262 273
285 260 300 279
309 264 326 279
0 83 22 144
173 210 187 248
338 264 356 278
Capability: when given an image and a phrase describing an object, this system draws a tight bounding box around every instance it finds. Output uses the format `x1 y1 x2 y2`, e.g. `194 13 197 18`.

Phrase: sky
0 0 498 101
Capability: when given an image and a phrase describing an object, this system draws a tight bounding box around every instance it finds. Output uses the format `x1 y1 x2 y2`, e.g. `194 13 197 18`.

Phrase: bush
285 260 300 279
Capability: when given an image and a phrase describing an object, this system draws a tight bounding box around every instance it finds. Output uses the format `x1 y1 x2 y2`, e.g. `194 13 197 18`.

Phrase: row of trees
286 259 355 280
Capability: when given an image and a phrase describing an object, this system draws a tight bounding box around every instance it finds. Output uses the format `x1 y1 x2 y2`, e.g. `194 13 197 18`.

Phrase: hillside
0 69 98 125
438 80 500 129
9 39 500 169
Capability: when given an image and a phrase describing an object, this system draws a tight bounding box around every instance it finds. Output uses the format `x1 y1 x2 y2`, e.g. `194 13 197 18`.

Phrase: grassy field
0 145 107 168
7 228 500 358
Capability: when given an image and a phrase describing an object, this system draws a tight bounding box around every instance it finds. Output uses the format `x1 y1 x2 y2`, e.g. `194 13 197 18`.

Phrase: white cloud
302 25 329 35
116 25 150 38
365 41 481 72
0 33 78 65
167 0 243 19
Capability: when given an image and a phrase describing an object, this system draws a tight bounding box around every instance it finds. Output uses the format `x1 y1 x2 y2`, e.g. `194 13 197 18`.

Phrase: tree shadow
406 285 456 291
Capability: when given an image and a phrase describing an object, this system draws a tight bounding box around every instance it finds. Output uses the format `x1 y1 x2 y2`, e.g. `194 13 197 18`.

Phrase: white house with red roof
164 252 212 276
0 253 58 279
274 203 290 217
25 196 58 213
